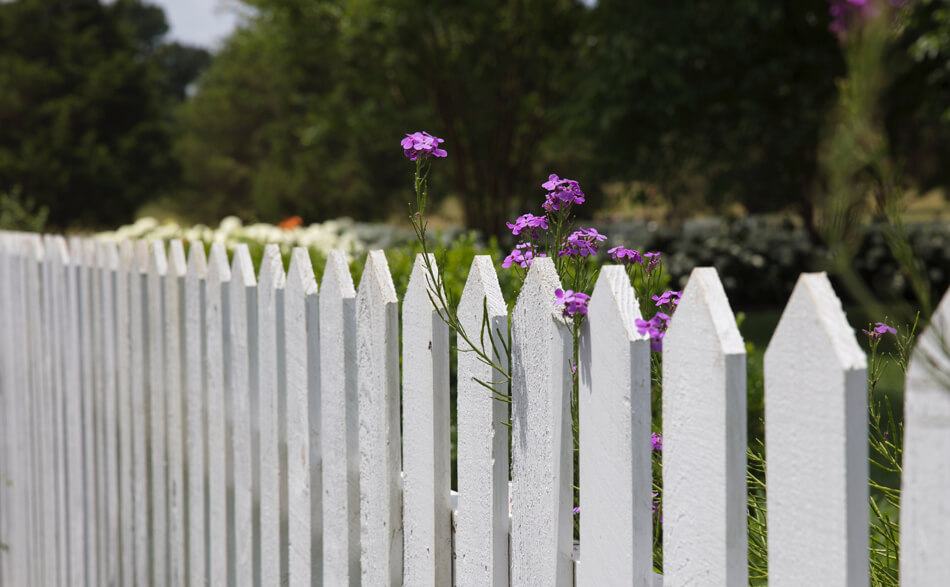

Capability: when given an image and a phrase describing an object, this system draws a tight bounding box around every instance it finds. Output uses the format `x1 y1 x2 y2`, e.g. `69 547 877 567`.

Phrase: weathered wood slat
147 240 169 587
98 240 121 587
577 265 652 587
356 249 402 586
765 272 867 587
130 240 151 587
402 253 451 587
229 244 257 587
319 249 360 586
117 239 135 586
257 244 285 586
455 255 509 587
284 247 317 587
85 238 106 587
901 286 950 585
185 242 208 587
165 240 187 587
206 242 231 587
663 267 747 586
510 257 573 587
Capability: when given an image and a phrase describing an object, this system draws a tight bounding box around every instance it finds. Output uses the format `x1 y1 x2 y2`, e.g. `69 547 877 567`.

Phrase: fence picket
356 249 402 586
402 254 452 587
147 240 169 587
765 272 867 587
166 240 187 587
284 248 317 587
662 267 747 586
98 239 121 587
84 238 107 587
256 244 285 586
229 245 257 587
185 242 208 587
117 239 135 586
130 240 151 587
455 255 509 587
319 249 360 586
577 265 652 586
900 287 950 585
206 242 231 587
510 257 573 587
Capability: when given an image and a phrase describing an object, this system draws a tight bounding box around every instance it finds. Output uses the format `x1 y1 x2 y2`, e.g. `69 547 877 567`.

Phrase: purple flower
651 432 663 451
559 227 607 258
862 321 897 341
401 131 447 161
643 251 661 275
572 506 581 516
607 246 643 265
506 213 549 237
554 288 591 319
653 290 682 309
635 312 671 352
828 0 879 39
502 243 545 269
541 174 585 212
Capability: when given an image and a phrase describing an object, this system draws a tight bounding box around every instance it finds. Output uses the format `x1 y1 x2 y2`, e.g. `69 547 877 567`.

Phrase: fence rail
1 230 949 586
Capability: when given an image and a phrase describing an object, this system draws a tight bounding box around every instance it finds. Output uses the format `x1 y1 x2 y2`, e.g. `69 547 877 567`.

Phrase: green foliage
0 0 209 230
0 186 49 232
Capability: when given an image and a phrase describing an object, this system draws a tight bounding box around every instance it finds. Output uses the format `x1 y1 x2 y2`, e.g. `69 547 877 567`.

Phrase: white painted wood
148 240 169 587
305 256 323 587
402 254 451 587
257 244 285 587
61 236 88 587
229 245 256 587
130 239 150 587
206 242 231 587
185 242 208 587
117 239 135 586
663 267 747 586
356 249 403 586
455 255 509 587
577 266 652 587
900 285 950 585
98 239 121 587
84 238 106 587
509 257 573 587
165 240 188 587
319 249 360 587
75 238 100 587
284 248 317 587
11 236 32 587
765 272 867 587
0 235 11 587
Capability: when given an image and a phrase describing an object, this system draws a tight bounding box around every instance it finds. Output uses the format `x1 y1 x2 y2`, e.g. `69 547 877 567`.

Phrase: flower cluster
651 432 663 451
862 321 896 341
653 290 682 314
635 313 671 352
559 227 607 258
555 288 591 319
541 174 585 212
502 243 545 269
607 246 642 265
506 213 549 238
643 251 661 275
401 131 447 161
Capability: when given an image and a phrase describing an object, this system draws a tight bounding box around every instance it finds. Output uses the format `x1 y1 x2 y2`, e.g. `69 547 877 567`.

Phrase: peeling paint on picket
765 272 868 587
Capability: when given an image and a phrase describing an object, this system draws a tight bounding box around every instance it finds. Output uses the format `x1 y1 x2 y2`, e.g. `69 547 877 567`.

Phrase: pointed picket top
134 239 149 274
168 240 187 279
206 241 229 283
764 272 867 587
901 285 950 586
662 267 747 587
356 249 402 586
578 265 653 587
286 247 317 297
53 234 70 266
24 232 44 264
68 235 83 267
97 239 117 272
229 242 256 587
402 253 452 586
322 248 356 300
510 256 574 587
119 238 134 272
148 239 168 276
186 240 208 279
455 254 509 587
259 243 286 290
232 243 256 288
319 248 360 586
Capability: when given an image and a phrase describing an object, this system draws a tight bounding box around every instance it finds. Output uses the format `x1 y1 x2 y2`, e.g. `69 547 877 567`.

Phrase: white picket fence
0 230 949 587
